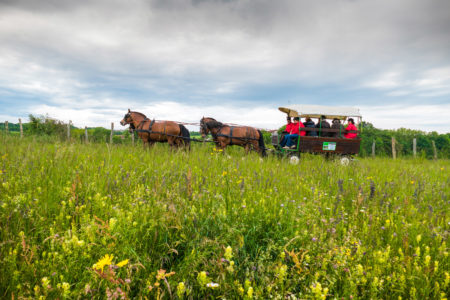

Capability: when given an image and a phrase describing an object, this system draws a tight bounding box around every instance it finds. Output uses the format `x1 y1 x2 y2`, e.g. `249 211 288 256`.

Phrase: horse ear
128 108 131 113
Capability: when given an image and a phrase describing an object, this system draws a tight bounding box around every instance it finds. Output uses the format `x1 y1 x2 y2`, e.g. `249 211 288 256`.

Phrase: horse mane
131 111 148 119
204 117 223 129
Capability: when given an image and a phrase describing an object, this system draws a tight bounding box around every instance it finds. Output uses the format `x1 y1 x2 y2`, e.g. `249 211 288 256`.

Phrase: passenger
279 116 293 145
281 117 304 149
316 115 331 137
331 118 344 138
344 118 358 139
303 117 317 136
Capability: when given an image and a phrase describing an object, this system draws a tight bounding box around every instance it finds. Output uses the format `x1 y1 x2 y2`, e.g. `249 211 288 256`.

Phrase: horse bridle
200 120 209 136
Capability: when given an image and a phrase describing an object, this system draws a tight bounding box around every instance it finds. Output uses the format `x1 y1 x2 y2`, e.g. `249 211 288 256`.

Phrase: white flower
206 282 219 288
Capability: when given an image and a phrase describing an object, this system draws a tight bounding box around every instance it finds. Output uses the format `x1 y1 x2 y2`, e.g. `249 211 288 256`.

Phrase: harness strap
229 126 233 146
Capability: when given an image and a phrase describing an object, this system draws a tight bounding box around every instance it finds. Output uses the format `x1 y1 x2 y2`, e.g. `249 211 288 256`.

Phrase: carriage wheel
340 156 350 166
289 155 300 165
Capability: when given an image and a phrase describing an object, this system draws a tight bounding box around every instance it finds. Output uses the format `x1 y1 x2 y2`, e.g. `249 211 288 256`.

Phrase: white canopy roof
279 104 362 119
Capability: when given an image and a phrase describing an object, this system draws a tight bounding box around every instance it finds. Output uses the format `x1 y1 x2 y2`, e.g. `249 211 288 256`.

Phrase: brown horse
200 117 266 156
120 109 190 150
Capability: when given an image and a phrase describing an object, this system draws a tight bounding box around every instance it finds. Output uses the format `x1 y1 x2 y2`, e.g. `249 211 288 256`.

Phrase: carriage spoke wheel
289 155 300 165
340 156 350 166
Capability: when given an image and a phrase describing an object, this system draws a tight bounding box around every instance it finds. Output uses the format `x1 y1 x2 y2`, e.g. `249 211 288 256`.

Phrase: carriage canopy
279 104 362 120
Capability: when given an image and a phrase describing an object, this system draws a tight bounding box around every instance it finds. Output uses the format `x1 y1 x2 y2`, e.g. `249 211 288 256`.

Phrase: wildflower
61 282 70 297
238 286 244 296
424 255 431 267
247 286 254 298
206 282 219 288
116 259 129 267
311 282 328 300
226 260 235 272
197 271 209 286
176 282 186 297
156 269 175 281
41 277 50 289
93 254 114 271
356 264 364 276
224 246 233 260
312 237 317 242
222 171 227 176
416 234 422 243
109 218 117 230
415 247 421 258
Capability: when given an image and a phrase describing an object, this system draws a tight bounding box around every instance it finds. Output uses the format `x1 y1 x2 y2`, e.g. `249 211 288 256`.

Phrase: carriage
271 104 362 163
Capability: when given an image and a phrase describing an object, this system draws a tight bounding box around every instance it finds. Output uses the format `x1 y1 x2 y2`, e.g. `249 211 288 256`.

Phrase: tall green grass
0 136 448 299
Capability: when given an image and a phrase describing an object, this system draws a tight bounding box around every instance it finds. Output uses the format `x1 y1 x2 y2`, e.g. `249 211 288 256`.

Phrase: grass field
0 136 449 299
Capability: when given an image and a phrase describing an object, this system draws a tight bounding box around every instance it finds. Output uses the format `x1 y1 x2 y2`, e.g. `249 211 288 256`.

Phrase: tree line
1 115 449 159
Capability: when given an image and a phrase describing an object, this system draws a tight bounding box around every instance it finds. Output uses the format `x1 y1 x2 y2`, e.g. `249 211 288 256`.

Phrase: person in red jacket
281 117 305 148
344 118 358 139
279 116 293 146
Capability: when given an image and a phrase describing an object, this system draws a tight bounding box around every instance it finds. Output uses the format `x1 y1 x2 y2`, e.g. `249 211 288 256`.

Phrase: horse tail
257 130 267 157
179 124 191 150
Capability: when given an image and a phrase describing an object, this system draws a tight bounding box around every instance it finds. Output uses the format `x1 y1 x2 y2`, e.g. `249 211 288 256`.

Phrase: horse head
200 117 210 138
120 109 133 126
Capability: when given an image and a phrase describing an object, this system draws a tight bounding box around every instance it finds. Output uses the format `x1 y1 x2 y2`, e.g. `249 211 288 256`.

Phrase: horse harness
215 125 259 143
132 118 192 141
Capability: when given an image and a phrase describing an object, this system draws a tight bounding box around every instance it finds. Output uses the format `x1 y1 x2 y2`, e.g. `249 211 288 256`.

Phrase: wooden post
391 137 396 159
85 126 88 143
413 138 417 158
19 118 23 138
110 122 114 144
5 121 8 134
371 140 375 157
131 129 135 146
67 120 71 141
432 140 437 160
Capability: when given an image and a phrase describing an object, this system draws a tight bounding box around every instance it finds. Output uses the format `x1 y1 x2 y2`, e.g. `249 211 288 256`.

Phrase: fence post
131 129 135 146
432 140 437 160
110 122 114 144
392 137 396 159
19 118 23 138
413 138 416 158
371 140 375 157
67 120 71 141
5 121 8 134
85 126 88 143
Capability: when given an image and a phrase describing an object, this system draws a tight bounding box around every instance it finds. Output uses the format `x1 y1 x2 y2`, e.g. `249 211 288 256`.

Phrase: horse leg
219 140 227 153
252 141 259 153
168 137 176 150
244 144 250 154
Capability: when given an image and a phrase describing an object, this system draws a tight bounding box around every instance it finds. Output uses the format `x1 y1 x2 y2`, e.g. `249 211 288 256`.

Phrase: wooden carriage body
274 104 362 156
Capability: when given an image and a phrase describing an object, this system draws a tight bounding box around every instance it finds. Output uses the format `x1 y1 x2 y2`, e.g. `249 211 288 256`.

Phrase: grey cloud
1 0 450 129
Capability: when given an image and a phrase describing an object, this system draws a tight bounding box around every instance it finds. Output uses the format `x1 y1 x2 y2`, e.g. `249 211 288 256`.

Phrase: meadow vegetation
0 136 448 299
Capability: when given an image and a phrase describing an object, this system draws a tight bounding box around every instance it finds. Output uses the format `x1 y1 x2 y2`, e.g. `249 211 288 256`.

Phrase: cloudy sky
1 0 449 132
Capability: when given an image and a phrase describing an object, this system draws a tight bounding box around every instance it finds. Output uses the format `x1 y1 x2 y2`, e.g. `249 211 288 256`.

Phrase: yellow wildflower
93 254 114 271
117 259 129 267
224 246 233 260
177 282 186 297
247 286 254 298
416 234 422 243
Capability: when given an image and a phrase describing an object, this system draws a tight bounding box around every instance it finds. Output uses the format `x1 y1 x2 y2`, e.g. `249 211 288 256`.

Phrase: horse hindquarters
178 124 191 150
